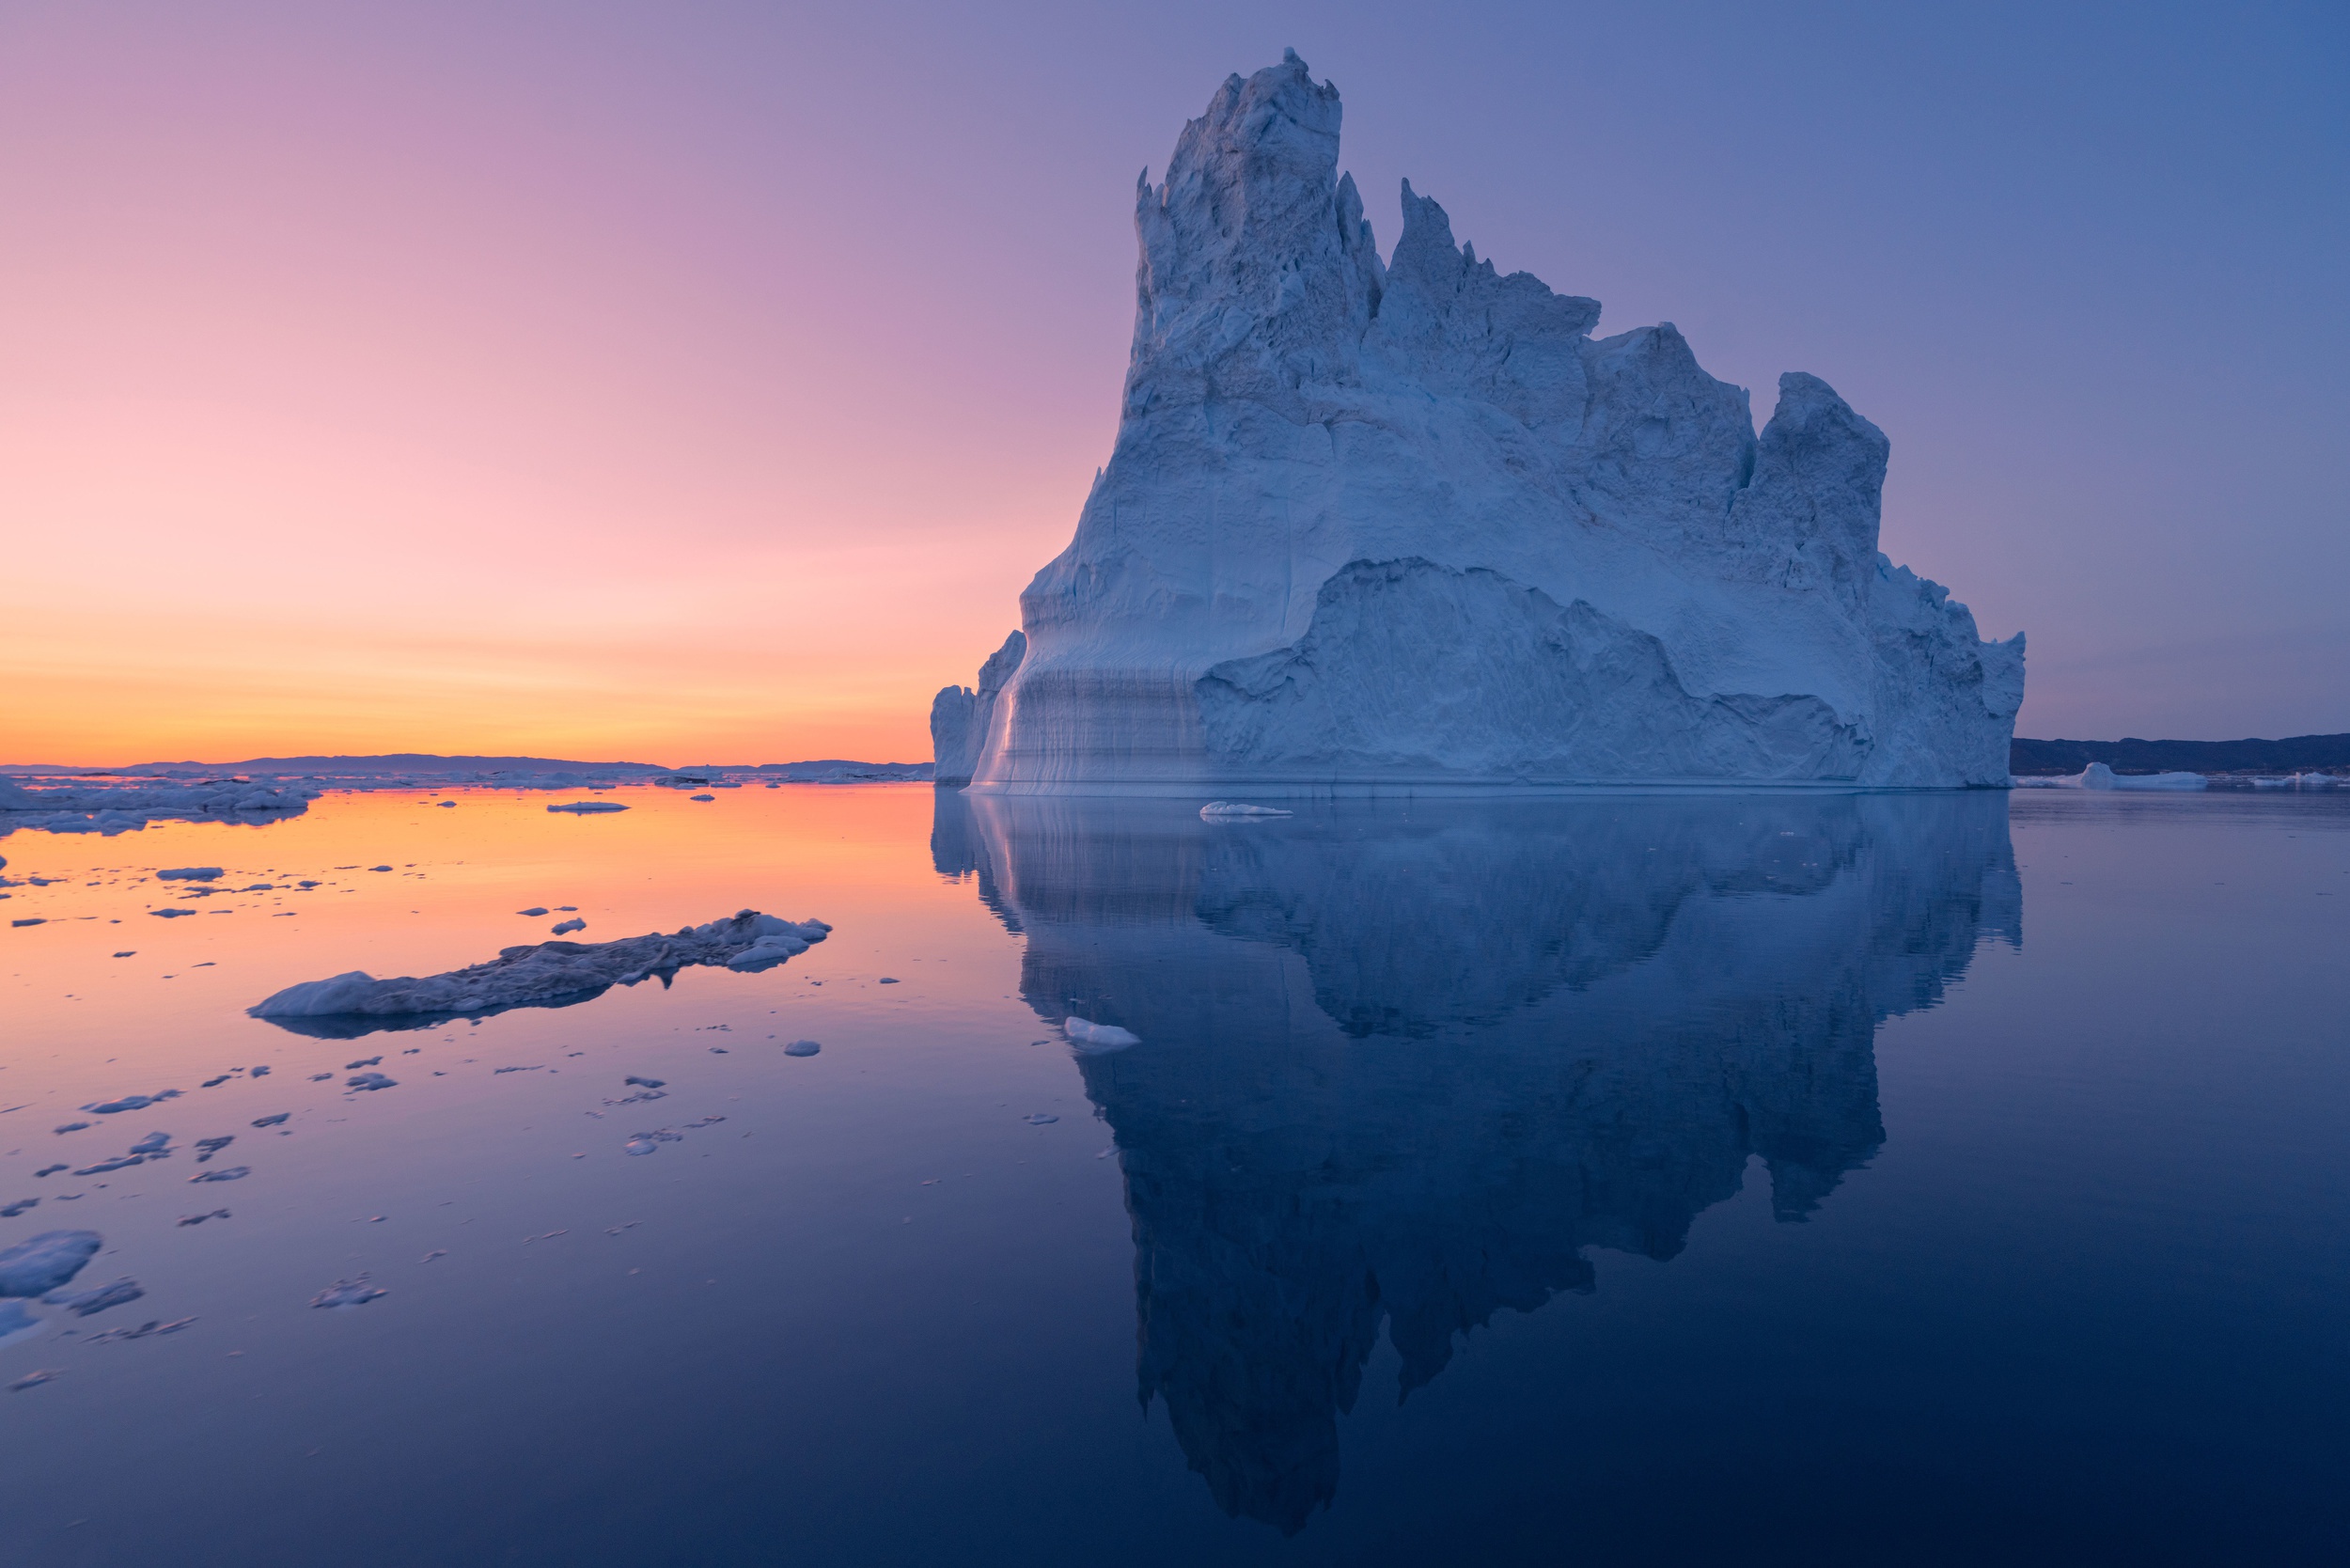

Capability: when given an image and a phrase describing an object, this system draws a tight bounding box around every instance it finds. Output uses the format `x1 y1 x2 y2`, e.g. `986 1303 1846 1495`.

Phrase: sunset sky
4 1 2343 766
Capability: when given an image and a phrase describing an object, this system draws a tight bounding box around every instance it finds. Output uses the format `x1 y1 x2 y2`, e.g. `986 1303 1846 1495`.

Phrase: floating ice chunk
516 907 549 917
1021 1113 1059 1124
72 1156 144 1175
10 917 43 927
550 917 586 935
0 1231 102 1296
624 1075 665 1089
346 1072 396 1090
2023 762 2208 792
127 1131 171 1156
1063 1016 1141 1052
250 1065 270 1076
623 1138 659 1156
86 1316 195 1342
346 1057 381 1069
309 1276 384 1309
52 1124 88 1136
877 976 899 984
0 1200 35 1218
156 868 224 881
45 1277 143 1317
783 1040 822 1057
249 909 833 1034
34 1166 67 1178
689 793 715 802
548 802 629 813
176 1209 230 1226
188 1166 249 1183
85 1096 157 1114
0 1304 48 1352
150 908 196 917
436 800 457 808
1200 802 1293 819
195 1137 233 1161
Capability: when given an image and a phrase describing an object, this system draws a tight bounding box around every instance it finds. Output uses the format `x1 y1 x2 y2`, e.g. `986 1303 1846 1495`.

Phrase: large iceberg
935 53 2022 793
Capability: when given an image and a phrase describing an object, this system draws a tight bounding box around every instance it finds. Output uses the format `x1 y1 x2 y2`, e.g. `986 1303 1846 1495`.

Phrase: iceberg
934 53 2021 794
2013 762 2206 792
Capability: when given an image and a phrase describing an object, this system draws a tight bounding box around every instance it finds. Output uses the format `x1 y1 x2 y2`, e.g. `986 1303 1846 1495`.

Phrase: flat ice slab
247 910 832 1037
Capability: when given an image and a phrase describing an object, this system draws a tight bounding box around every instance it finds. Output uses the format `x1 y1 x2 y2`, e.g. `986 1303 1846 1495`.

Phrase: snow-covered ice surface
938 55 2021 795
1 779 2345 1564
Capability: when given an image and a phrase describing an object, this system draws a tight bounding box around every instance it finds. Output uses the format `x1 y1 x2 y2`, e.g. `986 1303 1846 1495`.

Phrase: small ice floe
1062 1016 1141 1053
547 802 629 814
113 950 135 958
7 1362 59 1388
1021 1114 1059 1124
249 909 834 1036
86 1317 196 1342
0 1230 102 1296
156 867 224 882
346 1072 396 1091
195 1137 233 1162
0 1304 49 1351
550 917 586 935
52 1124 89 1136
10 917 43 928
250 1065 270 1077
516 907 549 917
308 1073 332 1082
493 1065 543 1074
240 884 274 892
622 1138 660 1156
188 1166 249 1184
176 1209 230 1227
436 800 457 808
689 793 715 802
85 1094 171 1115
346 1056 381 1069
624 1075 666 1089
250 1113 290 1128
127 1132 171 1156
310 1276 385 1309
0 1200 35 1218
45 1277 143 1317
34 1166 67 1178
420 1249 446 1262
71 1156 145 1176
150 909 196 918
368 865 392 872
877 977 899 984
200 1074 230 1088
1199 802 1292 819
783 1040 821 1058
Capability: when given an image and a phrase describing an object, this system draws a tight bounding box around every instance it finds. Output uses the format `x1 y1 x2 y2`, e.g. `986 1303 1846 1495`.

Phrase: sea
2 782 2343 1566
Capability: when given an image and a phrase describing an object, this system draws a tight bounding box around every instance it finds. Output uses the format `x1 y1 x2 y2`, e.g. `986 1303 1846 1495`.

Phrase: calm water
1 784 2344 1566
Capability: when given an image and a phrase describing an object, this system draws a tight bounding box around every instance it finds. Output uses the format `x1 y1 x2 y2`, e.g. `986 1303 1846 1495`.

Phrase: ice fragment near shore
1063 1016 1141 1052
938 54 2022 792
247 910 833 1035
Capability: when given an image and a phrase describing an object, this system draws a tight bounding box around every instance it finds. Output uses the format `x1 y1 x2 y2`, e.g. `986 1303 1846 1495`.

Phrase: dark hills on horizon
2009 734 2350 774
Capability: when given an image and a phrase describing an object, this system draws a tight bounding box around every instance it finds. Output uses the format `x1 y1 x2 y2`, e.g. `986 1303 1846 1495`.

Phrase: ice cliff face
935 51 2021 792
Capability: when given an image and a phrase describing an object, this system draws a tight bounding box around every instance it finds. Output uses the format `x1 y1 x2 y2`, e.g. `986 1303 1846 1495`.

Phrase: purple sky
4 1 2342 759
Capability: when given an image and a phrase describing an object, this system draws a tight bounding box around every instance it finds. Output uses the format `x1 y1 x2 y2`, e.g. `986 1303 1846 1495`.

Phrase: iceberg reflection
935 790 2019 1533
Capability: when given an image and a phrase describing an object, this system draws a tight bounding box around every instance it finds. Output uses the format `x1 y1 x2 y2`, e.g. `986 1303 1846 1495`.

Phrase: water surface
2 784 2343 1565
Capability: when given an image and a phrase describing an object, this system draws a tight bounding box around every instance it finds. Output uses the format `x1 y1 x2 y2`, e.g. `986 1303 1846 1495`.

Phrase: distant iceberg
2013 763 2206 792
934 54 2021 794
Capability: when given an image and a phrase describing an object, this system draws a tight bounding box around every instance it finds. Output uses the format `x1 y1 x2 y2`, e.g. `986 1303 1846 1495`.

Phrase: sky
2 0 2343 766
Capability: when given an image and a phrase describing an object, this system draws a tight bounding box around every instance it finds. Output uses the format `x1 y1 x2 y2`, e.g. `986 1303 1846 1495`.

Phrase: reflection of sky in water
1 785 2345 1565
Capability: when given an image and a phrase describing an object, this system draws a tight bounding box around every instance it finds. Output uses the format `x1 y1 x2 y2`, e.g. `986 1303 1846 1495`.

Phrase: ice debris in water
127 1132 171 1155
177 1209 231 1227
0 1231 102 1296
188 1166 249 1184
1022 1114 1059 1124
0 1200 35 1218
195 1137 234 1162
251 1113 290 1127
783 1040 821 1057
346 1057 381 1069
368 865 392 872
0 1306 49 1351
86 1093 174 1114
150 908 196 918
156 867 224 882
86 1317 195 1343
34 1166 67 1178
550 917 586 935
1063 1016 1141 1052
310 1275 386 1309
547 801 628 813
52 1124 89 1135
623 1138 659 1156
1200 802 1293 819
247 910 834 1031
72 1156 145 1176
517 907 549 917
346 1073 397 1091
624 1075 665 1089
45 1277 143 1317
